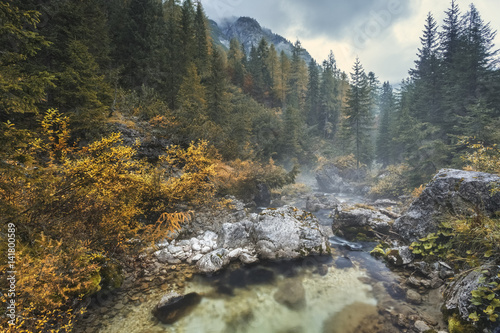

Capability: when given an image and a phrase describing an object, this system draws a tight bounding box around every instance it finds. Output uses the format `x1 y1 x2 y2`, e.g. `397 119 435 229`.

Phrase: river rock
414 320 431 332
332 205 393 240
406 289 422 305
393 169 500 242
219 220 253 249
443 268 484 320
273 278 306 310
157 206 329 274
152 292 202 324
254 207 328 259
196 248 230 273
385 246 414 266
315 165 353 194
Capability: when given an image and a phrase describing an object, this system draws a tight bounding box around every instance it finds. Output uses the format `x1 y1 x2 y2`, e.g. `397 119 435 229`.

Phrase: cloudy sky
202 0 500 84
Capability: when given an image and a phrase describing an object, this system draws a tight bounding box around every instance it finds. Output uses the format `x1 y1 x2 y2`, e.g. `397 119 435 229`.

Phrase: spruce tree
193 1 209 77
206 44 230 125
343 58 374 168
376 82 396 165
306 59 320 126
410 12 442 126
163 0 183 109
227 38 246 87
319 51 341 138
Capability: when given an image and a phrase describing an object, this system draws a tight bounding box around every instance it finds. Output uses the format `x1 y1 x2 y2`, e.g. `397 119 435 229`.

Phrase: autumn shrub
369 164 412 199
0 110 220 332
215 158 298 201
461 139 500 175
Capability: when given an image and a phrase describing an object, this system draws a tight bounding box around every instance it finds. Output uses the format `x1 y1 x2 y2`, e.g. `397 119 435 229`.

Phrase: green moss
99 260 124 289
88 272 102 294
342 226 376 241
448 315 476 333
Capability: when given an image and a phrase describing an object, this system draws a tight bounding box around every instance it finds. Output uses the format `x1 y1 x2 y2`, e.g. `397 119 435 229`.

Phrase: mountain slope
210 16 313 63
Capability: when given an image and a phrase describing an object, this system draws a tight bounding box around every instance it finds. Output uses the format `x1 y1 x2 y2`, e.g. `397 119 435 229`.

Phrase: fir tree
343 58 374 168
376 82 396 165
193 1 209 77
306 59 320 126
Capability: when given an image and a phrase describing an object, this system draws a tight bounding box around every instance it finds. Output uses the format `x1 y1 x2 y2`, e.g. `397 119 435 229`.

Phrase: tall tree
193 1 209 77
120 0 164 89
0 1 53 118
343 58 374 168
319 51 341 138
179 0 195 70
227 38 246 86
162 0 183 109
287 40 308 112
206 44 230 125
410 12 442 126
306 59 320 126
376 82 396 165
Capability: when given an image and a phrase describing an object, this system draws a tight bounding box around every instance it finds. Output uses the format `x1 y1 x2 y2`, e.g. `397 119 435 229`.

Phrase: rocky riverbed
74 168 500 333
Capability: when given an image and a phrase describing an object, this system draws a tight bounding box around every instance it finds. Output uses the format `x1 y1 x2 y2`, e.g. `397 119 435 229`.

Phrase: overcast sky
202 0 500 85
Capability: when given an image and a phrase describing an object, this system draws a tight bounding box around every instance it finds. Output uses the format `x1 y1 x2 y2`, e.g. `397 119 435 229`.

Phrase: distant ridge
210 16 313 63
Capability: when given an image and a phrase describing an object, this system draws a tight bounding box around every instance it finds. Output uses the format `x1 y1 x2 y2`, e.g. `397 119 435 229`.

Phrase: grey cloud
204 0 415 39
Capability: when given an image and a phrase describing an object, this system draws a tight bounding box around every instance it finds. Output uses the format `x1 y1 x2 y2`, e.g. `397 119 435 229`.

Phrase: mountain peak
210 16 313 63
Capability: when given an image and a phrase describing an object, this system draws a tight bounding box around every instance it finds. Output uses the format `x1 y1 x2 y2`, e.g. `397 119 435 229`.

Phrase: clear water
95 193 443 333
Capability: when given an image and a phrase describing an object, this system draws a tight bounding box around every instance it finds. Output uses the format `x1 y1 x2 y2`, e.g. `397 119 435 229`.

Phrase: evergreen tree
376 82 396 165
410 12 442 126
120 0 164 89
319 51 341 138
343 58 374 168
180 0 196 70
0 1 53 118
206 44 230 125
287 40 308 112
227 38 246 86
267 44 281 107
163 0 183 109
306 59 320 126
176 62 207 122
277 51 290 108
193 1 209 77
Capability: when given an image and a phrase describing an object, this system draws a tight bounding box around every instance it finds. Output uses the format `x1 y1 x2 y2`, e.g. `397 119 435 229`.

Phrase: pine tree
120 0 164 89
0 1 53 117
180 0 196 70
193 1 209 77
376 82 396 165
287 40 308 112
343 58 374 168
227 38 246 86
162 0 183 109
176 62 207 120
277 51 290 108
206 44 230 125
319 51 341 138
267 44 281 107
410 12 442 126
306 59 320 126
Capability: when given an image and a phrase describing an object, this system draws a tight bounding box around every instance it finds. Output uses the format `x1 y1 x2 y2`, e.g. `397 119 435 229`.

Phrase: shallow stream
96 193 444 333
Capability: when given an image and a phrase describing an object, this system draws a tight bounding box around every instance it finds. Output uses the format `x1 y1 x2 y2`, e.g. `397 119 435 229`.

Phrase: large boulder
442 268 491 321
393 169 500 242
152 292 202 324
253 206 329 259
156 206 330 274
315 165 353 193
332 205 394 241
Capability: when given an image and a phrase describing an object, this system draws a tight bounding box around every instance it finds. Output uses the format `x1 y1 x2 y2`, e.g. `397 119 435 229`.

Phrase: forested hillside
1 0 500 332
